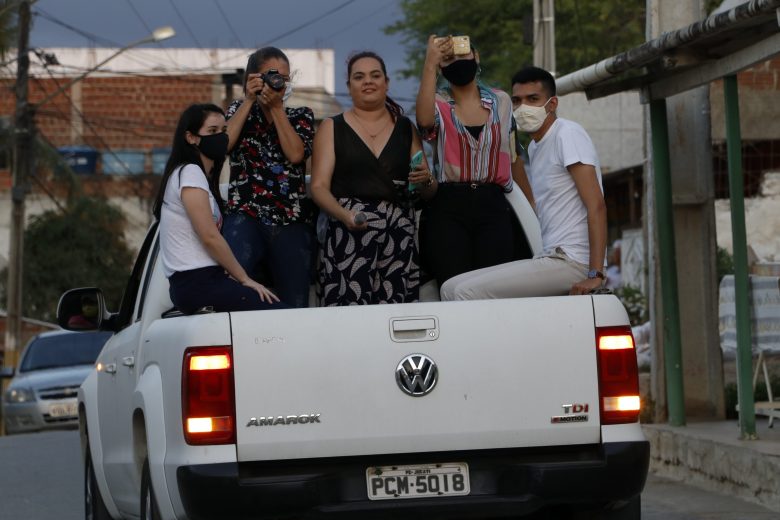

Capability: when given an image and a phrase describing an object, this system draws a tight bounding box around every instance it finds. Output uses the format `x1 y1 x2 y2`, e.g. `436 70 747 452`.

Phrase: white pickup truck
58 187 648 520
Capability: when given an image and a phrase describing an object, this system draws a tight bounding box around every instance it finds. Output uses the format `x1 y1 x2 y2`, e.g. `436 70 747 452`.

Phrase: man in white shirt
440 66 607 300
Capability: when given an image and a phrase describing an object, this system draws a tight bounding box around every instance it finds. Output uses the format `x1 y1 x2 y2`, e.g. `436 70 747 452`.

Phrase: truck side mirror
57 288 105 331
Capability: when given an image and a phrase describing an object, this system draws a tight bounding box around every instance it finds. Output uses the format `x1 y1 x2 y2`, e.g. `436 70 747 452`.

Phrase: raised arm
226 75 261 152
263 89 308 164
416 35 451 130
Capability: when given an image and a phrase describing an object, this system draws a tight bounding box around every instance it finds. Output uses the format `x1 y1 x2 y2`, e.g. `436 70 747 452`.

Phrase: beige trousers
440 248 589 301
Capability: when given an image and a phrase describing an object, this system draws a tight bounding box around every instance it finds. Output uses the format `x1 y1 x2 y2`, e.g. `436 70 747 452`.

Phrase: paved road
0 430 777 519
641 474 778 520
0 430 82 520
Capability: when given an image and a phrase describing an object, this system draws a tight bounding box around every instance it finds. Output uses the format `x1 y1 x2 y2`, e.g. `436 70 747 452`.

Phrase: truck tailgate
231 297 600 461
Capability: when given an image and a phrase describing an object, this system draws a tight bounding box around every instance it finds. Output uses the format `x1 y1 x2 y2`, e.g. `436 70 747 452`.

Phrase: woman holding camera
153 103 283 314
311 51 434 306
416 35 521 291
223 46 315 308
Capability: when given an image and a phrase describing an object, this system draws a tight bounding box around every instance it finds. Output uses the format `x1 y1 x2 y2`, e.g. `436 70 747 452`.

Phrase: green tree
385 0 645 90
1 196 134 322
0 0 19 59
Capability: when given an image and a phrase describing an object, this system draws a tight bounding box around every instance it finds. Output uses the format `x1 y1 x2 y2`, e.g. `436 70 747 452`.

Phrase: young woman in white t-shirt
152 104 284 314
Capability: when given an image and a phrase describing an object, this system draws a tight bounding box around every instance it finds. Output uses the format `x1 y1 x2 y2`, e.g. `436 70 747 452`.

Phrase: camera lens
261 72 286 91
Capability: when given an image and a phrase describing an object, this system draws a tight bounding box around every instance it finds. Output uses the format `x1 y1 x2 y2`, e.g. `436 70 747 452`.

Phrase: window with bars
712 140 780 198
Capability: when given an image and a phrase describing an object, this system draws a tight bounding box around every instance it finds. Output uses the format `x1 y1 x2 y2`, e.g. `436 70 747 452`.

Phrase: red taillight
182 346 235 445
596 326 641 425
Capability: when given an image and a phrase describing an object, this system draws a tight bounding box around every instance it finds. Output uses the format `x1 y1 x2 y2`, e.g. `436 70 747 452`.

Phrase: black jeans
169 265 287 315
420 183 516 288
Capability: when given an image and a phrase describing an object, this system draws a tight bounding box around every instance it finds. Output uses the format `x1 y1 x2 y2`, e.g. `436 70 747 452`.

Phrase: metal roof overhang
555 0 780 101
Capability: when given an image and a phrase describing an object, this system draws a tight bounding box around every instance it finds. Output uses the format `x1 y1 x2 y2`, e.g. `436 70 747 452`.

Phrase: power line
209 0 359 70
29 76 156 231
34 7 115 46
211 0 244 48
33 8 179 71
31 73 134 176
319 2 394 43
123 0 156 38
265 0 358 45
169 0 204 50
122 0 179 69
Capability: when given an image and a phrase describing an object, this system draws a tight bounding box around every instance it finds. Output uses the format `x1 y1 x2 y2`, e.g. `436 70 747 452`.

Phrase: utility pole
2 13 173 377
532 0 556 76
4 0 32 371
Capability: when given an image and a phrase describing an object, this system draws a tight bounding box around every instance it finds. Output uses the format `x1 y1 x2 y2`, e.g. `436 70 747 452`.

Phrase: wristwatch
587 269 605 280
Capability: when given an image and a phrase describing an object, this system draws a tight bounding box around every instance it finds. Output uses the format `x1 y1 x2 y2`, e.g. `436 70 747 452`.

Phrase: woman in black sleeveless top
311 52 436 306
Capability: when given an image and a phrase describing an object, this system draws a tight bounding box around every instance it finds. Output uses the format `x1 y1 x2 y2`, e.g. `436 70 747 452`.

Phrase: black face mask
441 58 478 86
196 132 228 161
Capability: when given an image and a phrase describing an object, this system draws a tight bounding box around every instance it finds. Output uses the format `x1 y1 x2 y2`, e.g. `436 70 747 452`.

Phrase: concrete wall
710 57 780 141
557 91 644 174
715 171 780 263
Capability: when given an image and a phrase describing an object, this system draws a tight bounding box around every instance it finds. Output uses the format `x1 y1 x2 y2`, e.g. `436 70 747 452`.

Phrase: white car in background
1 329 112 434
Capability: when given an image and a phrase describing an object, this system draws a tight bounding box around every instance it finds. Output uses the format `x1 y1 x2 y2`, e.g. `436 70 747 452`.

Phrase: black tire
593 495 642 520
140 458 162 520
85 448 112 520
567 496 641 520
596 496 641 520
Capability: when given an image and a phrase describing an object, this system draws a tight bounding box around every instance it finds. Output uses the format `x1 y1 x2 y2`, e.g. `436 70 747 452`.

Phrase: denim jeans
169 266 287 314
222 213 314 308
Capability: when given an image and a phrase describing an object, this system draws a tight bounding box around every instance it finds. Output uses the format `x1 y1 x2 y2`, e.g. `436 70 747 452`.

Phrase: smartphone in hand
408 150 424 191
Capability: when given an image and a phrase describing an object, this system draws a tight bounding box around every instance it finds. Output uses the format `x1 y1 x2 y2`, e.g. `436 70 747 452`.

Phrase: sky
28 0 420 110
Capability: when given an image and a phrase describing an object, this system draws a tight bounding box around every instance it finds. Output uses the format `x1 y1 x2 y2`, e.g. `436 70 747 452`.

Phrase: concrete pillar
647 0 725 419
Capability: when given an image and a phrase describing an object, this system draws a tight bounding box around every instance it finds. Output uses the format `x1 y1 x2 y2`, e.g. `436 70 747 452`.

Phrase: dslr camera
259 69 286 91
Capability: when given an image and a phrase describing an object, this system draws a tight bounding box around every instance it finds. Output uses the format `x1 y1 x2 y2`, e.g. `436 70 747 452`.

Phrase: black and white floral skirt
318 198 419 306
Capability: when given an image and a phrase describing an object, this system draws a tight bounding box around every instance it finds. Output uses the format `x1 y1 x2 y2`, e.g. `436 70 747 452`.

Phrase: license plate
366 463 470 500
49 401 78 418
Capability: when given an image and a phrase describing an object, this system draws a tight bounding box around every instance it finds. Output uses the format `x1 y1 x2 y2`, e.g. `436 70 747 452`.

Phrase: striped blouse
419 85 515 191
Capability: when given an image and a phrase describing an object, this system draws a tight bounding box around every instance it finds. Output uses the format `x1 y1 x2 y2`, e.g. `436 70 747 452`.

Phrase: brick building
0 47 341 255
710 56 780 198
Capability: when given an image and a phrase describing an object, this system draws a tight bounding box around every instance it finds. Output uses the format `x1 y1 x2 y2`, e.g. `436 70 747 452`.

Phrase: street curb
642 423 780 513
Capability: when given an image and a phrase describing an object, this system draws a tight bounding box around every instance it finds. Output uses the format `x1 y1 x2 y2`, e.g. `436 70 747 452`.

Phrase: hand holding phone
408 150 424 191
451 36 471 56
434 35 471 56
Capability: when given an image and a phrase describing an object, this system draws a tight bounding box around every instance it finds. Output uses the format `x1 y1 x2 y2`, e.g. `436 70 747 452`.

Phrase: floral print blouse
225 100 315 225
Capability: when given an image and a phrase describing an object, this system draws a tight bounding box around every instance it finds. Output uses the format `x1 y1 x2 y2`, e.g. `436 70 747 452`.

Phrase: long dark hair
152 103 226 220
346 51 404 119
243 46 289 92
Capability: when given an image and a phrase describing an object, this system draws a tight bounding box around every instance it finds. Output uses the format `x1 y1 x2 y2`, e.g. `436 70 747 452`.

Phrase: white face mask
283 83 293 102
513 97 553 133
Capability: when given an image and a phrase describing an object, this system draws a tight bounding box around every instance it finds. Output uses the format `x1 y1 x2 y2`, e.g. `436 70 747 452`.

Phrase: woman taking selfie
223 47 315 308
416 35 520 290
311 51 434 306
153 103 284 314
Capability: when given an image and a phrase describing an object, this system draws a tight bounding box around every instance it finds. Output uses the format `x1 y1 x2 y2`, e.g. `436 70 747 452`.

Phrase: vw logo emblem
395 354 438 397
